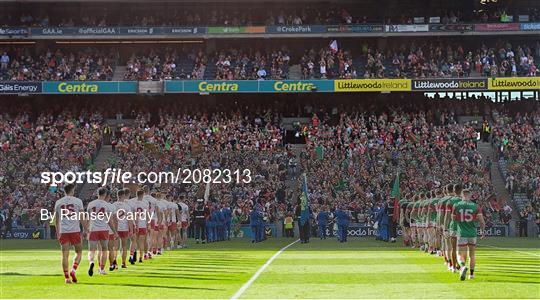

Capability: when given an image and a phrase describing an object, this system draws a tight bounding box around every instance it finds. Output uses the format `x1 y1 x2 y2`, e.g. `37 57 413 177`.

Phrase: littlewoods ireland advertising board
488 77 540 90
334 79 411 92
411 78 488 91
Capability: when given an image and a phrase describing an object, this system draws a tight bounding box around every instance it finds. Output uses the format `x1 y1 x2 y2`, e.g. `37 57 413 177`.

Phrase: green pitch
1 237 539 299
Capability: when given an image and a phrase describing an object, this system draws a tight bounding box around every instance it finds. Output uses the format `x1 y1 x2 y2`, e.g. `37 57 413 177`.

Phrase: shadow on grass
0 272 58 277
77 282 220 291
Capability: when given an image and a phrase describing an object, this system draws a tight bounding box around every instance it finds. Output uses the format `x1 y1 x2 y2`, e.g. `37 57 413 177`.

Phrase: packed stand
104 102 291 235
296 99 504 226
3 4 540 27
491 105 540 223
212 49 290 80
367 41 540 78
0 105 103 237
0 48 116 81
301 47 356 79
125 48 290 81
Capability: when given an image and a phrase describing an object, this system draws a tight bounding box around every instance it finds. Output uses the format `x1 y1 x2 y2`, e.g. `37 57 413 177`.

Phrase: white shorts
457 237 477 247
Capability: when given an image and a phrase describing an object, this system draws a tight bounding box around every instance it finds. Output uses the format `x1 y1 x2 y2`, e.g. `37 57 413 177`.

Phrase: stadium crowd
0 48 116 81
0 101 104 237
124 48 291 81
4 5 540 27
1 39 538 81
2 96 538 238
297 97 508 230
491 104 540 228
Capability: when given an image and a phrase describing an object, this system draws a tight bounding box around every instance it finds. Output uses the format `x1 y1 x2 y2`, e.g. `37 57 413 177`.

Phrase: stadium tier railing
1 77 539 95
0 23 539 39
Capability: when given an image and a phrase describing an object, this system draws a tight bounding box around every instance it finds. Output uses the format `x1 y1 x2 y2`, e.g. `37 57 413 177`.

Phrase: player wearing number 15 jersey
452 188 486 281
54 183 87 284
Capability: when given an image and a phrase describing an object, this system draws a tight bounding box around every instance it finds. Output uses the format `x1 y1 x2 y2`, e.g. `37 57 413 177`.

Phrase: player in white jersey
105 192 118 272
155 192 170 254
54 183 87 284
178 195 190 248
87 187 116 276
143 186 160 258
132 190 149 263
113 188 134 268
166 195 180 249
124 189 138 264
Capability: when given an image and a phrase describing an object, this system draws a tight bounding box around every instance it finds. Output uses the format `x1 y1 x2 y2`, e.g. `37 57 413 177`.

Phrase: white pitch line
230 239 299 300
481 244 540 257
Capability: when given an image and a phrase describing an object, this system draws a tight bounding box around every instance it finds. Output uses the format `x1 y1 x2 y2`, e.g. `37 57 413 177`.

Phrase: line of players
53 183 190 284
398 184 486 281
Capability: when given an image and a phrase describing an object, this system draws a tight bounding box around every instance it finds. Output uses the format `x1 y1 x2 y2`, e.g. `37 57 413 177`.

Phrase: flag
315 145 324 160
329 40 338 53
143 126 155 138
204 180 211 203
390 171 400 222
190 135 203 154
300 173 310 226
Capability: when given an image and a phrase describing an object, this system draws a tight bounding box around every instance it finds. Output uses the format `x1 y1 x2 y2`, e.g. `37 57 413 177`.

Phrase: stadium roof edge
0 0 325 2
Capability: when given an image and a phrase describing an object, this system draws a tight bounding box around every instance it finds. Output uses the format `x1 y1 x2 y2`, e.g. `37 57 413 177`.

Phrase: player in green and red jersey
407 194 420 248
440 184 454 271
444 184 463 273
418 193 429 252
398 193 412 246
428 189 442 255
437 185 453 269
452 188 486 281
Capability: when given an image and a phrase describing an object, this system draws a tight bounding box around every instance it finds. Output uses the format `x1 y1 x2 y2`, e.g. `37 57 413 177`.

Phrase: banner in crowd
42 81 138 94
326 24 383 33
385 24 429 32
520 23 540 31
475 23 520 31
30 26 206 36
488 77 540 90
429 24 474 32
0 81 42 94
3 228 44 239
183 80 259 93
165 80 335 93
334 79 411 92
266 25 326 34
258 80 334 92
207 26 245 34
0 23 536 38
3 77 539 95
411 78 488 91
0 27 29 36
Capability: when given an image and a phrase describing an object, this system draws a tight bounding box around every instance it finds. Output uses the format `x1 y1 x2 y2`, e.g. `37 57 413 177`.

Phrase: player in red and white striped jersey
54 183 87 284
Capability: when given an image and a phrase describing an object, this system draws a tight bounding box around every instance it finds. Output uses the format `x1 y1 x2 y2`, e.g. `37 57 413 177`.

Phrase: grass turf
1 237 539 299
